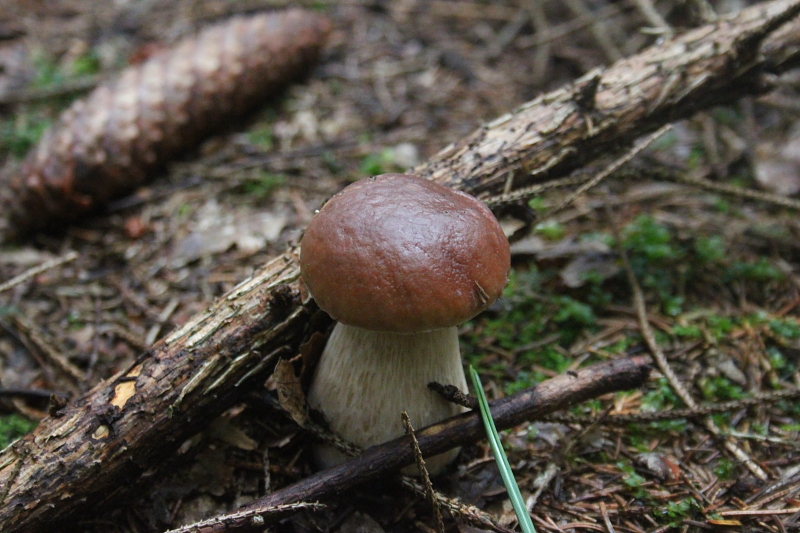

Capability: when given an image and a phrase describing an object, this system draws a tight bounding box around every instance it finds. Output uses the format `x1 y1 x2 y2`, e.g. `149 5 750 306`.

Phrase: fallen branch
0 254 311 532
2 1 800 531
416 0 800 199
193 356 652 533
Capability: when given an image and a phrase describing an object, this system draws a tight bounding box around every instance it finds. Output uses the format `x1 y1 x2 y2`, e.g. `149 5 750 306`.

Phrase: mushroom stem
308 323 468 474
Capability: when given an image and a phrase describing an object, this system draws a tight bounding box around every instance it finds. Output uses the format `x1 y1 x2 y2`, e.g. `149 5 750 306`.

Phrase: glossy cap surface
300 174 510 333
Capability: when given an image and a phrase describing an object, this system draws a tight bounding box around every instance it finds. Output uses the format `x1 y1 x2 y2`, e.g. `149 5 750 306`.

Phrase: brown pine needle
402 411 445 533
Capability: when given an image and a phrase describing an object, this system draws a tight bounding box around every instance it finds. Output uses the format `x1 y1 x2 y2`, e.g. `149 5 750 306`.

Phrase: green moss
769 317 800 340
714 197 731 213
360 148 401 176
655 498 699 525
504 371 537 395
534 220 566 240
31 55 66 89
623 215 681 262
706 315 735 339
778 399 800 418
648 419 688 433
0 414 37 449
617 462 648 499
519 345 571 374
527 196 547 214
70 51 101 77
768 347 787 371
467 267 601 387
641 378 681 411
322 151 342 173
241 171 286 199
724 258 783 283
698 376 744 402
662 295 684 317
177 203 193 218
687 146 706 170
0 113 51 158
248 125 274 150
2 49 104 160
694 235 726 264
672 324 702 339
711 107 742 126
553 296 595 326
619 215 691 314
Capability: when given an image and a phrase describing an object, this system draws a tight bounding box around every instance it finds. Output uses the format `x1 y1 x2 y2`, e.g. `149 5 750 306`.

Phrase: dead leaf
207 418 257 451
171 200 287 265
274 358 308 425
634 452 680 481
299 331 327 390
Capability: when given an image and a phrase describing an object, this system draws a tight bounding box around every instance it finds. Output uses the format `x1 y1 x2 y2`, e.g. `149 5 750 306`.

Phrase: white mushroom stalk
309 323 467 473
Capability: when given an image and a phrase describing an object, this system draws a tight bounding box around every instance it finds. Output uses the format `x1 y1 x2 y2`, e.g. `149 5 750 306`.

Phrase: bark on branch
2 1 800 531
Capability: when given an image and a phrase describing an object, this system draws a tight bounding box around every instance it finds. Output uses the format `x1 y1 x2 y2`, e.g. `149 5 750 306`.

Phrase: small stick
543 386 800 425
8 314 85 384
719 508 800 517
600 501 617 533
0 76 99 106
528 0 553 81
0 388 68 400
632 0 672 38
526 463 558 512
562 0 623 61
546 124 673 217
402 412 444 533
0 251 78 295
303 407 507 533
688 0 718 22
615 165 800 212
484 174 592 207
162 502 326 533
400 477 514 533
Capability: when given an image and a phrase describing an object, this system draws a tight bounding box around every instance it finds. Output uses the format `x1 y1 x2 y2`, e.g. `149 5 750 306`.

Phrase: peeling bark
2 1 800 531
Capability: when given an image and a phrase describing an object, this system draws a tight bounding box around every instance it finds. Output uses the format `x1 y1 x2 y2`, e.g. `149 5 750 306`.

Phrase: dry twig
543 387 800 425
402 412 444 533
162 502 325 533
0 251 78 295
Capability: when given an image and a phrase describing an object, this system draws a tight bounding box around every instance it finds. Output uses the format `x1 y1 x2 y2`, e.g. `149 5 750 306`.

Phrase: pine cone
7 9 331 236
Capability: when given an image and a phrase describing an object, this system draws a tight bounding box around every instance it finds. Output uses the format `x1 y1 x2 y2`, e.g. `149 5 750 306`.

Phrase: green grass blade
469 365 537 533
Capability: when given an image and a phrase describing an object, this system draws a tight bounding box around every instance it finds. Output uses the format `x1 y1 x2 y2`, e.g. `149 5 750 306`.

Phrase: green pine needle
469 365 537 533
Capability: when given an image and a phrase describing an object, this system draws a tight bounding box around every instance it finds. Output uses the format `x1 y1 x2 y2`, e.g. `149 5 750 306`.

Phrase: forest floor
1 0 800 532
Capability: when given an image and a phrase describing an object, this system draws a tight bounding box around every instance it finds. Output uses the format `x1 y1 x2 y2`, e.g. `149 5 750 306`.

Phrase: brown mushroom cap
300 173 510 333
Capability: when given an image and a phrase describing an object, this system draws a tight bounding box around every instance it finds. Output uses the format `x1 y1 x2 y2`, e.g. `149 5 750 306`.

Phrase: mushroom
300 173 510 473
